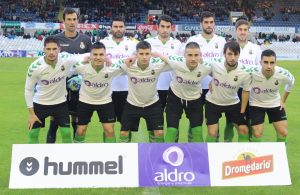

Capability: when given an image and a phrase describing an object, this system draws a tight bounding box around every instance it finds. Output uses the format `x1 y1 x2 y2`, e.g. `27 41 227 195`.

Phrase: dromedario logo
222 152 273 179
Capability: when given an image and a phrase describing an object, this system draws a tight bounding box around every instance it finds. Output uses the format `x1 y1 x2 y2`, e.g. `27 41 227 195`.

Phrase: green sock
153 135 164 143
189 126 204 142
224 122 234 142
238 134 249 142
28 128 40 144
165 127 178 142
103 133 116 143
59 127 72 143
206 135 217 142
74 134 85 143
148 131 155 143
277 136 287 144
252 136 263 142
119 132 131 143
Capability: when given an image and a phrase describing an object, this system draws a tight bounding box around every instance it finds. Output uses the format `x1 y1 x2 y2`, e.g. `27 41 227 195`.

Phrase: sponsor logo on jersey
214 79 237 89
84 80 109 88
41 76 66 85
130 77 156 84
176 76 201 85
202 52 221 58
252 87 278 94
106 53 129 59
239 59 254 65
222 152 273 179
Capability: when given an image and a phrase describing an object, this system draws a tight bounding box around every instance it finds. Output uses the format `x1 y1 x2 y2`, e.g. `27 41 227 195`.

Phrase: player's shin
189 126 204 142
224 120 234 142
28 128 40 144
47 119 58 143
165 127 178 142
59 127 72 143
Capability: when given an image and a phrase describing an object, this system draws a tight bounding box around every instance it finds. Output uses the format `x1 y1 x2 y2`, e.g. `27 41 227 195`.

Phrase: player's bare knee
154 130 164 137
238 125 248 135
120 131 129 137
252 131 263 138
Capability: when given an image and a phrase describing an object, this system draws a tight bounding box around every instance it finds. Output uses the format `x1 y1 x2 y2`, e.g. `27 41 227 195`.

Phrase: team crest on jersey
275 80 279 85
234 76 238 81
215 43 218 49
249 50 253 55
104 73 109 78
125 45 128 51
151 70 155 75
197 72 201 77
80 42 86 49
61 65 65 71
171 43 174 49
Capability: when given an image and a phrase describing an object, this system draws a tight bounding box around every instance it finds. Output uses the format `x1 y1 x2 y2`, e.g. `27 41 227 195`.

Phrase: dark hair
261 49 276 60
200 11 215 22
157 15 173 25
235 17 249 29
223 41 240 55
91 42 106 50
111 17 125 27
185 42 200 49
63 8 78 21
44 36 60 47
136 41 151 51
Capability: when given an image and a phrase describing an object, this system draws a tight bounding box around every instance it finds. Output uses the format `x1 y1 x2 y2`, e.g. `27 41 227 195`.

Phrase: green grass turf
0 58 299 194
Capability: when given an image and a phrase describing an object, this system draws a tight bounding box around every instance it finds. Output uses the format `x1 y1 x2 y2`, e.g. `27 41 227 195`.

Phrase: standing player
161 42 212 142
249 49 294 143
185 11 226 97
47 8 92 143
101 17 137 126
144 15 182 142
71 43 123 143
25 36 88 143
224 17 262 142
114 41 167 143
205 41 252 142
184 11 226 141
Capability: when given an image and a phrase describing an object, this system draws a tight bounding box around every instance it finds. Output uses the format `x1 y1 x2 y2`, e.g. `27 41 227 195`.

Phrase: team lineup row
24 9 295 144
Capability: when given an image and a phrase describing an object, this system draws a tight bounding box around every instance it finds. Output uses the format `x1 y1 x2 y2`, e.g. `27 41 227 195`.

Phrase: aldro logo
154 146 195 184
222 152 273 179
19 156 124 176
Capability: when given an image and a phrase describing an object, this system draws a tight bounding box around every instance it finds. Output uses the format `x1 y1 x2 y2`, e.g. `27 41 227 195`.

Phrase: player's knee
154 130 164 137
252 131 263 138
238 125 248 135
120 131 129 137
278 129 288 137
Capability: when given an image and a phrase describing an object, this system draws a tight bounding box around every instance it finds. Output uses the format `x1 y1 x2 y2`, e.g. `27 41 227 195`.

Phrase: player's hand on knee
28 114 41 130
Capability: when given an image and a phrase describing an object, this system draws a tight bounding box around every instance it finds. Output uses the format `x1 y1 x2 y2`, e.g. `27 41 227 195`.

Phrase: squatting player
249 49 294 143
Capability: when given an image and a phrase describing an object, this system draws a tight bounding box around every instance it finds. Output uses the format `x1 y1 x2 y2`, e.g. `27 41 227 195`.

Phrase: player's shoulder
214 34 226 42
77 33 92 41
275 66 292 77
101 36 113 43
238 63 259 75
27 57 44 77
168 55 184 62
170 37 182 44
150 57 164 64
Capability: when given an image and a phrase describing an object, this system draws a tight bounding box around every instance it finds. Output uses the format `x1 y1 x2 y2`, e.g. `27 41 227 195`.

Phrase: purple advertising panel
0 50 27 57
138 143 211 187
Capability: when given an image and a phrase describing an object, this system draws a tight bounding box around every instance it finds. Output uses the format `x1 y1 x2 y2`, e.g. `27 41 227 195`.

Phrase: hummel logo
19 157 39 176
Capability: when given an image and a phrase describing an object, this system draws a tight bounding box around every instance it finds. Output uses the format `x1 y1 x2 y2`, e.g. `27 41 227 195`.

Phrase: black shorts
121 101 164 131
249 106 287 126
77 101 116 125
205 101 247 126
200 89 209 105
112 91 128 122
33 102 70 129
158 90 168 111
67 89 79 115
166 89 203 129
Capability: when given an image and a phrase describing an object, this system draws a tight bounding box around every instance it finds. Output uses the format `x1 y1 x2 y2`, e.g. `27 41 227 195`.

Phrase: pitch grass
0 58 299 194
